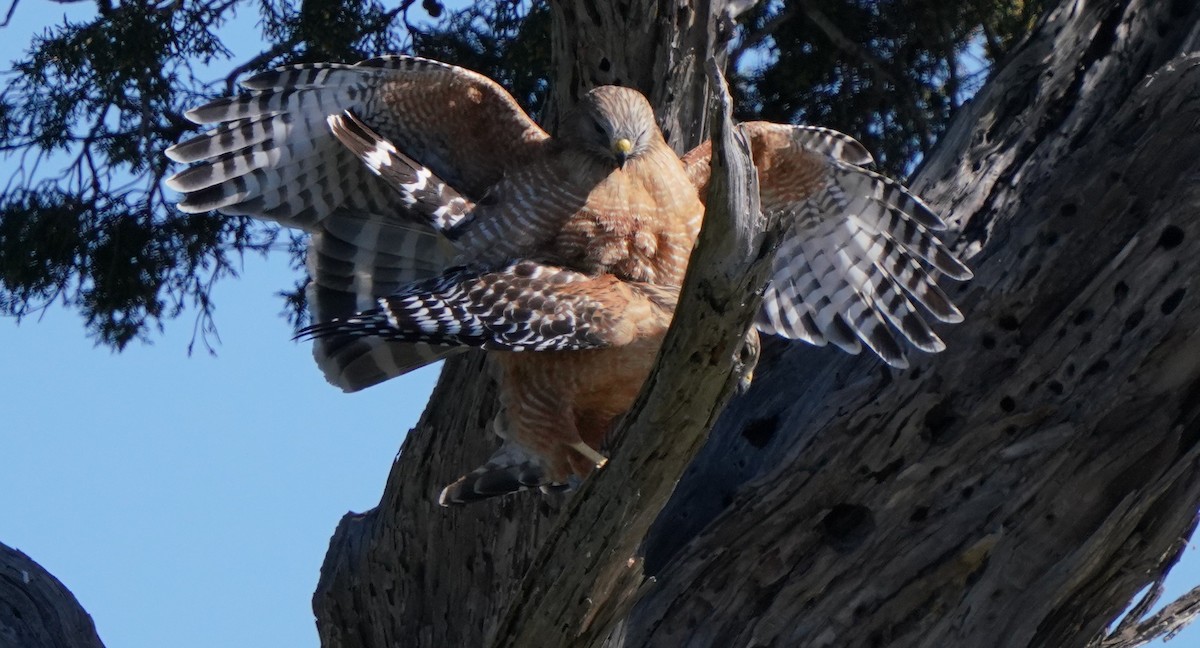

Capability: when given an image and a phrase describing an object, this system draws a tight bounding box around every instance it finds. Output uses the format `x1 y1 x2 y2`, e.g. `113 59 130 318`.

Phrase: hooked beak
613 138 633 167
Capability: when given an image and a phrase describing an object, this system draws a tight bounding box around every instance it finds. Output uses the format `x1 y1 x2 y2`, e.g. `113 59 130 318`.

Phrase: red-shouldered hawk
165 56 970 505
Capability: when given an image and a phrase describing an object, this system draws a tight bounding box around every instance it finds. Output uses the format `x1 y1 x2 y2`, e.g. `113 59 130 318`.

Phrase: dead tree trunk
314 1 1200 646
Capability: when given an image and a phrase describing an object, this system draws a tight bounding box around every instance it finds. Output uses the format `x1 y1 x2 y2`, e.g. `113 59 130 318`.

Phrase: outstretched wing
166 56 549 390
683 122 972 367
298 260 677 353
166 55 547 220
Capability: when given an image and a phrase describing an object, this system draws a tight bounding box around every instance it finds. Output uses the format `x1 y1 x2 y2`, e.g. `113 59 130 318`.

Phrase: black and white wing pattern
324 109 473 235
684 122 972 368
165 55 547 222
298 260 678 353
165 56 550 391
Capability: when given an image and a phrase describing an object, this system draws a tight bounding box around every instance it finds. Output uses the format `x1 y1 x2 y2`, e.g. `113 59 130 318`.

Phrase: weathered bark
314 1 1200 647
627 1 1200 645
1100 582 1200 647
0 542 105 648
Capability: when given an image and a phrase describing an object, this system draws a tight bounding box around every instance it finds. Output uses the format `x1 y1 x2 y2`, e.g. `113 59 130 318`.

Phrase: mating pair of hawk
165 56 970 505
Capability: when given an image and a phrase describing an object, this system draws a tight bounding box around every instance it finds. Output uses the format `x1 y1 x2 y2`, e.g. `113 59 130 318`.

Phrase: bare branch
1099 585 1200 647
0 0 18 27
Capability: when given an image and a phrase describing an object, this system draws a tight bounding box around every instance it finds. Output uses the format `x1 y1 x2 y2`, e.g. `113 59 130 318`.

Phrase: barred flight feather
298 261 672 353
735 122 972 368
326 110 472 233
788 126 874 166
438 419 556 505
166 56 553 391
303 212 457 392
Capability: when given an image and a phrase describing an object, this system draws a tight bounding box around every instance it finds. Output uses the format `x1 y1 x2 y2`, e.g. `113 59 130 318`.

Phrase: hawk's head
561 85 659 168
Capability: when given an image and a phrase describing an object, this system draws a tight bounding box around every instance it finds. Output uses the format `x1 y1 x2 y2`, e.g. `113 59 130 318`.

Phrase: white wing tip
163 172 189 195
163 143 187 163
172 201 208 214
183 106 208 125
923 337 947 353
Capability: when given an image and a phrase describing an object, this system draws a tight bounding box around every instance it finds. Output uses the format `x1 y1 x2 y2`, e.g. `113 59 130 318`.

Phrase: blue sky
2 254 438 647
1 3 1197 647
0 4 438 647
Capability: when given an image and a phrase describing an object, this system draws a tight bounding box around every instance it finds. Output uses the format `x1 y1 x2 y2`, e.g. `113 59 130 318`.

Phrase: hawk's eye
593 122 606 137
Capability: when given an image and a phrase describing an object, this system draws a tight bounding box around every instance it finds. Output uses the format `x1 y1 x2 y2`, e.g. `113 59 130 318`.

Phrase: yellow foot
568 441 608 469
